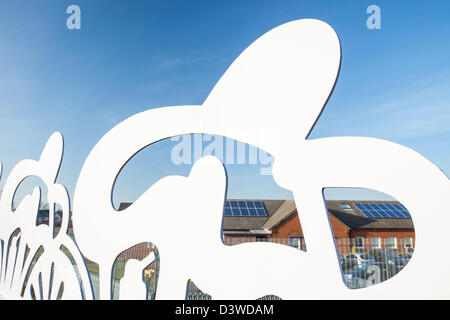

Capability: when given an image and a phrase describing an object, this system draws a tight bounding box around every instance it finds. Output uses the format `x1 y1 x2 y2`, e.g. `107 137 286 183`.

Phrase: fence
222 236 307 251
79 236 414 299
335 237 415 257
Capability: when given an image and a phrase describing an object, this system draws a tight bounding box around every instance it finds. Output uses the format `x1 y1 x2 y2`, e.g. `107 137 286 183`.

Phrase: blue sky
0 0 449 207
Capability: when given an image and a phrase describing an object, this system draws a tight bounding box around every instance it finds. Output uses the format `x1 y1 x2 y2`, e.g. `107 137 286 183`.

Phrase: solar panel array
354 203 411 219
224 201 267 217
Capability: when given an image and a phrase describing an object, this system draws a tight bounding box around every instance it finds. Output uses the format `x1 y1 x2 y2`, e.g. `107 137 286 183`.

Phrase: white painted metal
0 133 94 299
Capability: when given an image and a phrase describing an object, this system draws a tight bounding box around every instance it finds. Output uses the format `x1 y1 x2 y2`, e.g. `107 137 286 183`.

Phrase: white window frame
288 236 301 249
386 237 397 249
355 237 365 249
371 237 381 249
403 237 413 249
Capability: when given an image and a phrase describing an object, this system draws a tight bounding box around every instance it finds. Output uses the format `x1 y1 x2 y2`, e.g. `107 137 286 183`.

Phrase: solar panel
355 203 365 212
224 200 267 217
231 208 241 216
254 201 264 209
354 202 411 219
399 210 411 218
257 209 266 216
376 210 387 218
388 210 401 218
240 208 250 216
373 211 385 218
365 211 375 218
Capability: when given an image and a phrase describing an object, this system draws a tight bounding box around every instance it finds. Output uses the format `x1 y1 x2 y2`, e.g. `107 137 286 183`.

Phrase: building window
288 237 301 249
371 237 381 249
386 237 397 249
256 236 268 242
340 203 352 210
355 237 364 249
403 237 413 249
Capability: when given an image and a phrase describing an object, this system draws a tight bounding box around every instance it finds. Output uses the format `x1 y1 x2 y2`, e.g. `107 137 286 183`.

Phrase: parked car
341 255 358 271
345 253 375 265
400 253 413 263
368 249 408 271
36 211 62 226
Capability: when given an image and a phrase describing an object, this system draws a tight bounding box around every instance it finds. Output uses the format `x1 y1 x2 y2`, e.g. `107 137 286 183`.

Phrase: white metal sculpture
0 133 93 299
1 19 449 300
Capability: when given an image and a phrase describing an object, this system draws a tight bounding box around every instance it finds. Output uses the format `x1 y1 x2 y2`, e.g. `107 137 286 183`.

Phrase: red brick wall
268 210 415 255
271 210 350 239
221 210 415 256
349 229 415 254
222 235 257 245
271 211 304 239
328 215 351 239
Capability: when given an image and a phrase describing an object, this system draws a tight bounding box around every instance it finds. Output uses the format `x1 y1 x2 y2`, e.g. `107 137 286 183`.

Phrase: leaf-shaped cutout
111 242 158 300
323 188 415 289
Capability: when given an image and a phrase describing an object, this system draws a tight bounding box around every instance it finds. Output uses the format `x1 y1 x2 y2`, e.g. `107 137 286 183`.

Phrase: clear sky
0 0 449 207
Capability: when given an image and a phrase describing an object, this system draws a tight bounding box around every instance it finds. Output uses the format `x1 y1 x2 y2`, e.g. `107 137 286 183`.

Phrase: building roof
118 199 414 233
222 199 284 233
118 200 284 235
261 200 297 230
326 200 414 230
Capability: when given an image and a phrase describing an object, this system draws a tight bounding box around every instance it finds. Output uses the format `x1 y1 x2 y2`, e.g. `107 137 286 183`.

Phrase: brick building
117 199 415 258
222 199 415 255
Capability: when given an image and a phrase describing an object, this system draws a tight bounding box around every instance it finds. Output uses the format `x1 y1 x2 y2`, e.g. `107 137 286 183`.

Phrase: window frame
385 237 397 249
403 237 413 249
288 236 302 249
371 237 381 249
256 236 268 242
354 237 365 249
